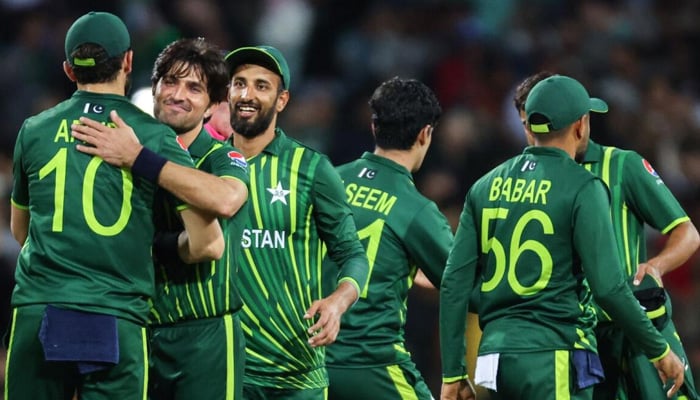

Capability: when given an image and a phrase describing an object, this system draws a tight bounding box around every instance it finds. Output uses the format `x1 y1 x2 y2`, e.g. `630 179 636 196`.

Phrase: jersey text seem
345 183 397 216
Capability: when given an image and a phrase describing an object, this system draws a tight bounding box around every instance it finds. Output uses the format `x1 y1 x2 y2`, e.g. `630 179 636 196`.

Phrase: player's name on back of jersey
345 183 397 216
489 177 551 205
54 118 117 143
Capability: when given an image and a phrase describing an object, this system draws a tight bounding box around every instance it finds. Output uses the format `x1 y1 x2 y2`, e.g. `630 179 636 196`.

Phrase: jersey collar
72 90 130 103
260 127 288 156
523 145 572 159
187 127 218 158
360 152 413 181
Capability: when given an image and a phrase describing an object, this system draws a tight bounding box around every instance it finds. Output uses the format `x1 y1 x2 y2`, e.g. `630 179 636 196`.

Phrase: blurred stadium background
1 1 699 397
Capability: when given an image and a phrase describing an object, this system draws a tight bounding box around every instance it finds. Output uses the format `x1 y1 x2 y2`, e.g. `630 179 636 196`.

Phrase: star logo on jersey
267 181 290 205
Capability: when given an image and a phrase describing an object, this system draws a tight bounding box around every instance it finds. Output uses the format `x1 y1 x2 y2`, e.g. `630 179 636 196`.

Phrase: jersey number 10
39 148 134 236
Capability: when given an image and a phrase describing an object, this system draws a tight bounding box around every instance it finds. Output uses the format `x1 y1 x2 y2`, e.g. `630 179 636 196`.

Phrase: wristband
132 147 167 183
153 231 182 267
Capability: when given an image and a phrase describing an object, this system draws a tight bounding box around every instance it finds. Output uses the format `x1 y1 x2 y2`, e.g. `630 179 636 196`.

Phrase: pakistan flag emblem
267 181 290 205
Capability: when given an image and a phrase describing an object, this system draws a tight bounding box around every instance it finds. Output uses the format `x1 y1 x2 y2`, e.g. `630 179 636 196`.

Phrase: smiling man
224 45 369 400
143 38 250 400
72 37 251 399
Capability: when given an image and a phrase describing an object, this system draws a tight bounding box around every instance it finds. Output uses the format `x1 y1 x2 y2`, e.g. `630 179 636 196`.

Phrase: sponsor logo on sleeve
642 159 659 178
228 150 248 169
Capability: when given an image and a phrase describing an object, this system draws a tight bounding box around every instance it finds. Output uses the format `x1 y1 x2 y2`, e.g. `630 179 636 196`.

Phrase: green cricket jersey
238 128 369 389
326 152 453 366
11 90 194 324
581 140 690 279
149 129 250 324
439 146 669 381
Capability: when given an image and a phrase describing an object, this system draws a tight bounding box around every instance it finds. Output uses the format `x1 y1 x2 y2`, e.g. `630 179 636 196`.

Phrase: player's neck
534 139 576 159
233 128 275 159
175 121 205 148
76 77 127 96
374 148 416 173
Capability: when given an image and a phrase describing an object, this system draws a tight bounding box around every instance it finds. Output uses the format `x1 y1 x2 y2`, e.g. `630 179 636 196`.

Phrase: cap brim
225 48 282 80
590 98 608 113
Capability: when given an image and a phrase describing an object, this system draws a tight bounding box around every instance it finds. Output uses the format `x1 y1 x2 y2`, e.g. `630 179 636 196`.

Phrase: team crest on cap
642 159 659 178
228 151 248 169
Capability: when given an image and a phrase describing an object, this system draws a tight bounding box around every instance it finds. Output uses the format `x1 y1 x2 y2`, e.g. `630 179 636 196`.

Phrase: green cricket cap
525 75 608 133
64 11 130 67
225 45 290 90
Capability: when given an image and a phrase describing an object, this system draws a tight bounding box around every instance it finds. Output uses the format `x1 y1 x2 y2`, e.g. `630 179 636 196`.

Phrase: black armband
132 147 167 183
153 231 182 267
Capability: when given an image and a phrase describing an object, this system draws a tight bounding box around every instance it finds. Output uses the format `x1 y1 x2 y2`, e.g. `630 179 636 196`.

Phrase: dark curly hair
369 77 442 150
151 38 229 104
513 70 555 112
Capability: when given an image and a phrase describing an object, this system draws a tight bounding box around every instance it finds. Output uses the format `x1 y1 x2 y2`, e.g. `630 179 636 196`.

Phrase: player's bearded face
229 96 277 139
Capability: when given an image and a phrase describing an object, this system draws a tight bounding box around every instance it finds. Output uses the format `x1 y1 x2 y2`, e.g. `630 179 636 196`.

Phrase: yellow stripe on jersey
601 146 615 188
243 247 269 299
245 346 291 371
554 350 570 400
224 314 235 400
270 156 278 194
225 245 231 311
387 364 419 400
242 309 302 367
208 261 217 313
622 202 633 275
249 166 263 228
290 148 305 229
140 327 148 400
196 266 210 318
276 300 315 361
4 309 18 400
304 205 314 307
287 231 307 311
662 216 690 235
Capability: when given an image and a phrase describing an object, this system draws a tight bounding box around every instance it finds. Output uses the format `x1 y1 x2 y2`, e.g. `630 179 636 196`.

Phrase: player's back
466 146 600 354
327 152 452 365
11 90 192 323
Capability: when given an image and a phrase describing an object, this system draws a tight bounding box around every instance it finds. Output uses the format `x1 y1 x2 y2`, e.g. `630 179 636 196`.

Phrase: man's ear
417 124 432 146
276 90 290 113
63 61 77 82
574 115 588 140
204 103 215 120
123 50 133 74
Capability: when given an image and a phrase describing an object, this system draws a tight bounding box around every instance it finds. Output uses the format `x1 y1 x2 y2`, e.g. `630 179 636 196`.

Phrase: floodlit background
1 1 699 397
